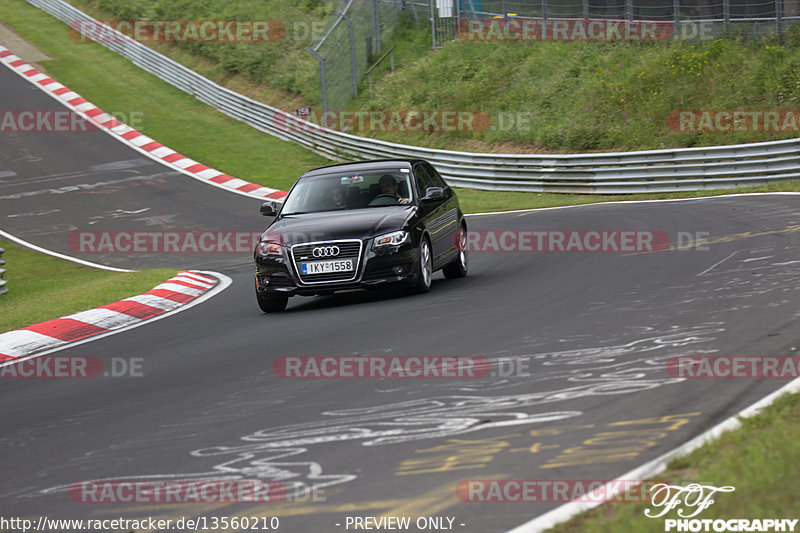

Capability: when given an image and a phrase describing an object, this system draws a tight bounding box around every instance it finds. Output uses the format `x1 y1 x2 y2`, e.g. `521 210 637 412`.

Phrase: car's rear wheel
256 286 289 313
412 237 432 293
443 224 468 279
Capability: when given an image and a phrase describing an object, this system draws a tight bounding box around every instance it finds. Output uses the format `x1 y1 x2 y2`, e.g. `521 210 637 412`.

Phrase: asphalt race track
3 59 800 532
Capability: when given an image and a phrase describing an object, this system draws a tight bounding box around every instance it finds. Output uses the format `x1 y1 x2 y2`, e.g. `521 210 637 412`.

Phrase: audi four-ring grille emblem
313 246 340 257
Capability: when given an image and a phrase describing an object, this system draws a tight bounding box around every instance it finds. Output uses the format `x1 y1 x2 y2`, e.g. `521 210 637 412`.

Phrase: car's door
426 162 461 265
413 161 458 266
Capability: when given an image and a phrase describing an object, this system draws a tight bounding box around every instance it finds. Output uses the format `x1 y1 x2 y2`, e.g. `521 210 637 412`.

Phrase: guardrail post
542 0 548 40
723 0 730 30
0 247 7 296
673 0 680 25
777 0 784 37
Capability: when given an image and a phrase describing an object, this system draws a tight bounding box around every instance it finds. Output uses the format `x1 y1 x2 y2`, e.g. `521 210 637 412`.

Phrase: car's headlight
374 230 409 248
257 241 282 255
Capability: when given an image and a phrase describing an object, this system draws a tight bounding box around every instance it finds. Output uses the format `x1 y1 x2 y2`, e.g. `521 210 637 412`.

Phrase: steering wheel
369 193 400 207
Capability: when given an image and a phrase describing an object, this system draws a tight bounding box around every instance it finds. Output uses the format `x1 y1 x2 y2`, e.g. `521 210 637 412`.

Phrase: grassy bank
0 241 176 333
551 389 800 532
357 28 800 152
68 0 330 100
42 0 800 153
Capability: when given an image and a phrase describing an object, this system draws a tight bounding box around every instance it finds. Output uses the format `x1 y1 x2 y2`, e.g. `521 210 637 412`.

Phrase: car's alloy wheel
443 225 468 279
413 238 432 293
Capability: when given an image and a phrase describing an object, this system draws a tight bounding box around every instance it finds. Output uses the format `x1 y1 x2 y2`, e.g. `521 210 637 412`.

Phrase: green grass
0 240 176 333
67 0 331 101
356 28 800 152
551 390 800 532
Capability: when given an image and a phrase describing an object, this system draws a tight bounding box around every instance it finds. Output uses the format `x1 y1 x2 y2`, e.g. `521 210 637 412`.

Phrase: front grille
291 240 363 284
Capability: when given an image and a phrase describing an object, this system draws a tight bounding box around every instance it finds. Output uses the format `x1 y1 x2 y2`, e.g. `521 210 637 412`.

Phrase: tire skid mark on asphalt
19 321 729 514
624 223 800 256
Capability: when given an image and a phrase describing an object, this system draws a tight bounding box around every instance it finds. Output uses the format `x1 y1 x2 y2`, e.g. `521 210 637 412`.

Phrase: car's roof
300 159 422 179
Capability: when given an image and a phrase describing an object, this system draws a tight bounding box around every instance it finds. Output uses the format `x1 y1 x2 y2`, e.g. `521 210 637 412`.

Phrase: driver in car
328 184 347 209
378 174 411 204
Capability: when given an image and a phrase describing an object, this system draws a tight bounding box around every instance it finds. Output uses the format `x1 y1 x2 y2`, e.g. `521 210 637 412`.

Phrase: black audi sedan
253 159 468 312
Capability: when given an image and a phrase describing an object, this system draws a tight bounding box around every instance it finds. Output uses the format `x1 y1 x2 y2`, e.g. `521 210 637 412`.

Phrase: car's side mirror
422 187 445 202
260 201 278 217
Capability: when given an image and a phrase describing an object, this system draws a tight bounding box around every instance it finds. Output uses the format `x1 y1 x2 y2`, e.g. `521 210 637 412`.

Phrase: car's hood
262 206 414 244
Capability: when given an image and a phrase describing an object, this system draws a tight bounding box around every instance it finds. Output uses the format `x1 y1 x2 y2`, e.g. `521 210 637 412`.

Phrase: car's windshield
281 169 413 215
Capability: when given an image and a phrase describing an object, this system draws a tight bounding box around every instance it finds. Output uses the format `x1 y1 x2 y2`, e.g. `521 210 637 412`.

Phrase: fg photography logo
645 483 799 532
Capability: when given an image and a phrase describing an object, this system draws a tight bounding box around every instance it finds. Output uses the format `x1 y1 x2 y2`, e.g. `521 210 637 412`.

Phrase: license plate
301 259 354 275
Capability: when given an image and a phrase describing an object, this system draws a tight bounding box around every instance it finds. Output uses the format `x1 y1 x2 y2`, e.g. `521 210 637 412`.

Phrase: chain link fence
308 0 423 117
430 0 799 46
469 0 798 21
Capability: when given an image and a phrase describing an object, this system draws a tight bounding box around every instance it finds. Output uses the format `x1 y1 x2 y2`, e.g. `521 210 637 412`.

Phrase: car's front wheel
256 288 289 313
412 237 432 293
443 224 468 279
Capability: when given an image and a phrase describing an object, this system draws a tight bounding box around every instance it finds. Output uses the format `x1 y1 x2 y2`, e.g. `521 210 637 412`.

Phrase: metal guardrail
0 247 7 296
26 0 800 194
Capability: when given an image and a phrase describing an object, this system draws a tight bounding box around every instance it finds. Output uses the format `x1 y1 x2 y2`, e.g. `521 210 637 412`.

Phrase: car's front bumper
255 242 419 297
